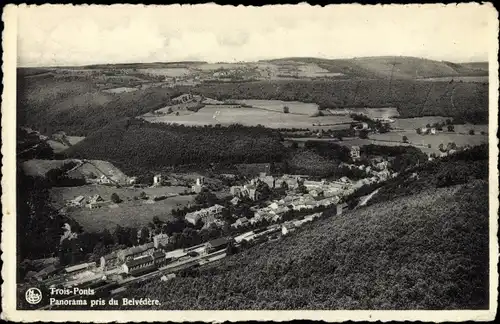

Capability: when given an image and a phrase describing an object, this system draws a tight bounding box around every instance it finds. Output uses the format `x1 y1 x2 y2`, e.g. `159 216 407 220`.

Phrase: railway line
36 250 227 310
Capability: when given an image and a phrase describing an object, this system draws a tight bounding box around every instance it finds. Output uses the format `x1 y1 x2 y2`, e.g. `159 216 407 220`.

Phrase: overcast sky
16 3 496 67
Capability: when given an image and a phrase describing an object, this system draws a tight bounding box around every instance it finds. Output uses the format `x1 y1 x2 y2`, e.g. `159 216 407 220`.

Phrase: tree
447 125 455 132
335 134 343 141
175 112 180 116
427 144 432 148
359 130 369 139
167 107 173 114
297 184 308 194
283 106 290 114
290 142 299 149
416 128 422 135
446 119 452 125
195 189 219 206
439 143 445 152
110 193 122 203
469 129 475 135
426 123 431 128
281 181 289 190
402 135 409 143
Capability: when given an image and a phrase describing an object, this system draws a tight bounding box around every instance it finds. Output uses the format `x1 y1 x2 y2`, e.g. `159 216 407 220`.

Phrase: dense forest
65 119 287 177
17 73 182 135
185 79 488 123
112 178 488 310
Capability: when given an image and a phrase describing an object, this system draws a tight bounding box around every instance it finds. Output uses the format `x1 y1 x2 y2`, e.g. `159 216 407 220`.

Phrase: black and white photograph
1 3 498 322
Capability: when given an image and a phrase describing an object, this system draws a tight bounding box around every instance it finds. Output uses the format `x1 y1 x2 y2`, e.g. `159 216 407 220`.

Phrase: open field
50 184 195 231
21 159 132 184
137 68 191 77
102 87 138 94
143 105 353 129
47 136 86 153
233 99 319 115
288 127 488 155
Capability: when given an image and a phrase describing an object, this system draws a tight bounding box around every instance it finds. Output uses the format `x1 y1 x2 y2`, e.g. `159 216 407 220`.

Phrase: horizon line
17 55 489 69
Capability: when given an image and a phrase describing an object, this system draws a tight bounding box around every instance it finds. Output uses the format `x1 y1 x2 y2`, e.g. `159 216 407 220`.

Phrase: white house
153 174 162 186
281 222 297 236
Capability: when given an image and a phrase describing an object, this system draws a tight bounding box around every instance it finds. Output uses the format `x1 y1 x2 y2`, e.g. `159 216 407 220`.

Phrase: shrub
111 193 122 203
469 129 475 135
402 136 409 143
283 106 290 114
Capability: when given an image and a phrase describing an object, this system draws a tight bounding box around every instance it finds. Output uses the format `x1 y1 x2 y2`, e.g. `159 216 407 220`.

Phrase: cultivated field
143 105 353 129
137 68 191 77
50 184 195 231
233 99 319 115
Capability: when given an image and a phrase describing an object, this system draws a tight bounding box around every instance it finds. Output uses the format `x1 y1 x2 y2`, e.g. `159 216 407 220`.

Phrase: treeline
65 119 287 177
16 170 84 279
185 79 488 123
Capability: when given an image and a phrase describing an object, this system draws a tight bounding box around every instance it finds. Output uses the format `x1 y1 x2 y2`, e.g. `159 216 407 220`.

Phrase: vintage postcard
2 3 498 322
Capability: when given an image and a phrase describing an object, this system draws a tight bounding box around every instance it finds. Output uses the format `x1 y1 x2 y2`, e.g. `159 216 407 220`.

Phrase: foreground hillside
121 180 488 310
65 118 286 177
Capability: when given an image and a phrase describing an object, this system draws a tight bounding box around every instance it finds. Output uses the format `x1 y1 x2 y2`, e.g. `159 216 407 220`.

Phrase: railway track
36 250 227 310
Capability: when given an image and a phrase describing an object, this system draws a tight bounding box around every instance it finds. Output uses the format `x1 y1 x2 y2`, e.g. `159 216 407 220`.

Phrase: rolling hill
17 56 489 136
265 56 488 79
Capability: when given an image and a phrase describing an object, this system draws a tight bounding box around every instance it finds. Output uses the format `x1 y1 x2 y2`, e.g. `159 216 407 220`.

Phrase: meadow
233 99 319 115
144 105 353 129
50 184 195 231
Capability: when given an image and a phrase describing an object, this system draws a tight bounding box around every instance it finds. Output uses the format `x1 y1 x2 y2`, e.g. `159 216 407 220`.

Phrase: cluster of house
99 233 171 273
184 204 225 228
242 194 348 226
66 194 113 209
230 173 303 201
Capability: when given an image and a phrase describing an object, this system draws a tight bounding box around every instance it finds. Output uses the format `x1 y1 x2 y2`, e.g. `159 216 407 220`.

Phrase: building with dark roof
205 237 233 254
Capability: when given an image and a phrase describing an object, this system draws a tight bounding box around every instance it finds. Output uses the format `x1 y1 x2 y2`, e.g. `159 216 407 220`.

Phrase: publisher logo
25 288 42 305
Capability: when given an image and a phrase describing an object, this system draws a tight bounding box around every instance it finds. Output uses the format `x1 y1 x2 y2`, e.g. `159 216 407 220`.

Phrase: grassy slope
121 180 488 310
268 56 488 79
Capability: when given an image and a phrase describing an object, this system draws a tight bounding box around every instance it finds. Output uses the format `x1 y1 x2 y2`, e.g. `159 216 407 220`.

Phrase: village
26 142 404 304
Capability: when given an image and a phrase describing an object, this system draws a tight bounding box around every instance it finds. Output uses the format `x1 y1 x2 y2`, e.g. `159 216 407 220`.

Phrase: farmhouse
86 195 112 209
67 195 85 207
